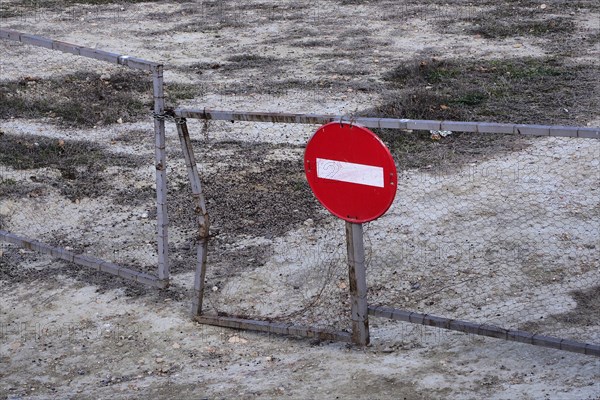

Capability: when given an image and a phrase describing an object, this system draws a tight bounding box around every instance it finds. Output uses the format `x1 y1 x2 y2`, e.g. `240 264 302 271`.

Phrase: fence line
2 30 599 355
0 28 171 284
174 108 600 138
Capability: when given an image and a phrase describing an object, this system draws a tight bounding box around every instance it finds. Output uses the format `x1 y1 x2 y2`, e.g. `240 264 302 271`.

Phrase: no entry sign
304 122 397 223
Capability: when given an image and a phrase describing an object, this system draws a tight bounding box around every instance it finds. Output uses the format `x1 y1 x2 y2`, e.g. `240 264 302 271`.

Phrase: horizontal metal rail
195 315 352 342
174 108 600 139
0 230 168 288
368 306 599 356
0 28 160 71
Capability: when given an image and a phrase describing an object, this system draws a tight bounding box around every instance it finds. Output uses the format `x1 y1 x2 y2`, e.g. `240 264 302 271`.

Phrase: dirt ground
1 1 599 399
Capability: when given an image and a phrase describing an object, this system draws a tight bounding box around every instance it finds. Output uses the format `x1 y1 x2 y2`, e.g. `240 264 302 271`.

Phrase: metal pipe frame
0 28 170 286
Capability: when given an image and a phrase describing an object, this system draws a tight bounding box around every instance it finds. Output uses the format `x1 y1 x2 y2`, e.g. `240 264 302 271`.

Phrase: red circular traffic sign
304 122 397 223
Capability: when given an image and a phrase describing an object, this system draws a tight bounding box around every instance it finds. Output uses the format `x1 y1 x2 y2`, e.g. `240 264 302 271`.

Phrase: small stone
117 117 123 124
155 358 164 364
172 343 181 349
228 336 248 344
100 73 111 81
212 286 219 292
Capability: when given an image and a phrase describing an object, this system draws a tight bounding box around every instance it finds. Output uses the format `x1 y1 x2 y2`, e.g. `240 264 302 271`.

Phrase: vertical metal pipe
192 237 209 316
175 119 210 316
152 65 169 282
345 221 370 345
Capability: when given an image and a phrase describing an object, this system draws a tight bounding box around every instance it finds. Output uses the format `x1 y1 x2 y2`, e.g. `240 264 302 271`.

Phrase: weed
338 0 370 4
450 92 488 107
360 55 598 172
471 16 575 39
294 39 334 48
0 180 42 199
0 178 17 185
556 286 600 326
165 82 200 102
384 60 461 86
173 2 248 33
223 54 285 70
520 285 600 332
0 133 146 201
0 71 198 127
0 133 145 169
0 0 186 18
166 140 323 242
377 57 597 125
434 1 583 46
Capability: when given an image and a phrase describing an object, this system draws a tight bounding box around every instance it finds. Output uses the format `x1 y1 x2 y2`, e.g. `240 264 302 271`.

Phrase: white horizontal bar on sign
316 158 384 188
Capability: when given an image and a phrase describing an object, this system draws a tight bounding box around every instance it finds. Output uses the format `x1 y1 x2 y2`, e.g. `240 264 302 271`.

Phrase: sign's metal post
305 122 394 347
346 221 370 346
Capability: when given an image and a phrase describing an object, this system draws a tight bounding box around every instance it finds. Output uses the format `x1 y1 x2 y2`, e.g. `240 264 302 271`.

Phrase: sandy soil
1 1 599 399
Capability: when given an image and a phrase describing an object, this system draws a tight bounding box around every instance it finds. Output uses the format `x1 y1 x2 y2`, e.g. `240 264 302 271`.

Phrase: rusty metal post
346 221 370 345
152 65 169 282
175 118 210 316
